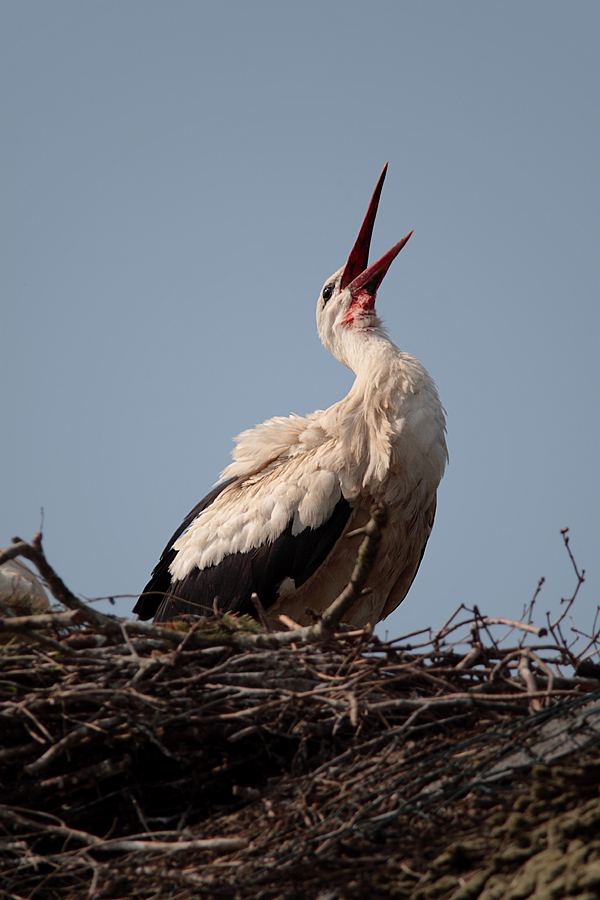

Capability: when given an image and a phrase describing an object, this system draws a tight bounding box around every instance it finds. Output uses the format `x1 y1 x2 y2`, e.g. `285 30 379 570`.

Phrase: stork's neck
350 333 435 412
349 325 397 372
322 323 447 492
333 323 421 398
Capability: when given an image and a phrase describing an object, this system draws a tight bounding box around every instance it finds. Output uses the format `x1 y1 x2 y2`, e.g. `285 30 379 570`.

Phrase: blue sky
2 1 598 641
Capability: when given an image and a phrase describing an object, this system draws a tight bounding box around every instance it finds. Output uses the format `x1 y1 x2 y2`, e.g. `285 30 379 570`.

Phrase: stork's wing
152 494 352 622
134 465 353 623
133 477 236 620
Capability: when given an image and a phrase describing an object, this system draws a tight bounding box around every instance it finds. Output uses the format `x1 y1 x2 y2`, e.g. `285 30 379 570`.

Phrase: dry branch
2 506 387 653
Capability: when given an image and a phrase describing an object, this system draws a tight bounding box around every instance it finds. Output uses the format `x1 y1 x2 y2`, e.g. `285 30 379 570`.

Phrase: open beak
346 230 413 300
340 163 412 304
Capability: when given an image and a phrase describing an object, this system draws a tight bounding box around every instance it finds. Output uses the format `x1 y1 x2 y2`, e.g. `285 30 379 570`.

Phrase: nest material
1 525 600 899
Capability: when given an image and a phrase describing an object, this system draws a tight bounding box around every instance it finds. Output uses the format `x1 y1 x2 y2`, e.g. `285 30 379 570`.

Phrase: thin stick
314 503 387 638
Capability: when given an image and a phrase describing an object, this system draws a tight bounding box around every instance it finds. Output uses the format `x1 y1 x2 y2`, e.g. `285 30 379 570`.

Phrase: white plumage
0 553 50 616
134 166 447 628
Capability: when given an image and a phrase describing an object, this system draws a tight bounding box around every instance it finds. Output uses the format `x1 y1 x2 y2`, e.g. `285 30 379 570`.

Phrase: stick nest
1 525 600 899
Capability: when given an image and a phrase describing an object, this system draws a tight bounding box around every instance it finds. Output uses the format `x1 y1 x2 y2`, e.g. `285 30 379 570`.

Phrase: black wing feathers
133 477 237 621
149 496 352 623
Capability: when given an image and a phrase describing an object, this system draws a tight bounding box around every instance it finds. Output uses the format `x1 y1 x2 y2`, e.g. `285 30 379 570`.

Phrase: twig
2 535 124 637
483 617 547 637
548 529 586 633
93 836 247 854
0 610 86 632
251 592 273 632
0 806 245 854
517 653 542 712
23 716 123 777
314 503 387 639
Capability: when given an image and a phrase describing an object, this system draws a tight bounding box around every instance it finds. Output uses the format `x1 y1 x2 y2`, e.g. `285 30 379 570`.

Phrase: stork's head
316 164 412 370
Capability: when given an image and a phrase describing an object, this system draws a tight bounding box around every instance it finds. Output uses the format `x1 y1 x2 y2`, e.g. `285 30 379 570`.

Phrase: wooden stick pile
1 522 599 899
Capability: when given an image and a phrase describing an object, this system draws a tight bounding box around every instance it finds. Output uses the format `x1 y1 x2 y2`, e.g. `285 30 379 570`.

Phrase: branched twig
1 509 385 655
548 529 586 633
314 502 387 638
2 535 124 637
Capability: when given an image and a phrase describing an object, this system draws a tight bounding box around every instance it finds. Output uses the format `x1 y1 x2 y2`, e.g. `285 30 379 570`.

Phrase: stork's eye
322 283 335 304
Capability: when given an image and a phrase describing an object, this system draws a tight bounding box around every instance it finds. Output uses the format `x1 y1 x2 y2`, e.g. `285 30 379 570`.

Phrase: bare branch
313 502 387 639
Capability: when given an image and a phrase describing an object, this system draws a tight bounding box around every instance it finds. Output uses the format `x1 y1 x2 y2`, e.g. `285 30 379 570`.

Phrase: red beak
346 230 413 300
340 164 412 302
340 164 388 291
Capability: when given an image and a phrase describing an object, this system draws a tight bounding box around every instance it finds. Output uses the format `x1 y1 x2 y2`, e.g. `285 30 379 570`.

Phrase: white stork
134 166 447 629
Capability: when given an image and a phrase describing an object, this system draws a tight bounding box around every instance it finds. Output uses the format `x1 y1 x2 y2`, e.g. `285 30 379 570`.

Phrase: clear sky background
2 2 598 642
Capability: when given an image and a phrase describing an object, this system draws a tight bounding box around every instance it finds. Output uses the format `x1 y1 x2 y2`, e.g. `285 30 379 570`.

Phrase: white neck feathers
221 330 447 501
